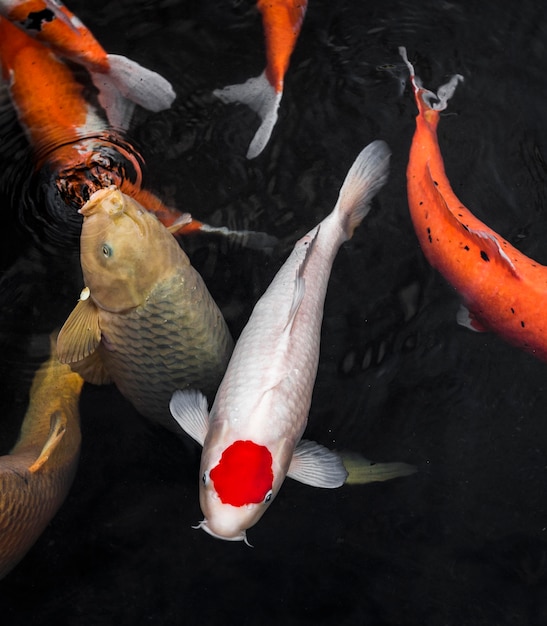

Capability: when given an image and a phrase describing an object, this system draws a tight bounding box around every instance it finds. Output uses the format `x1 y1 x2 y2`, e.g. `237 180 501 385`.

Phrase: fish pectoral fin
70 350 112 386
340 451 417 485
169 389 210 446
287 439 348 488
28 411 67 474
57 295 102 365
456 304 489 333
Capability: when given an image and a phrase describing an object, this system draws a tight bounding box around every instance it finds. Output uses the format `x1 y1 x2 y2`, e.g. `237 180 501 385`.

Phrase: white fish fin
57 293 101 364
102 54 176 115
340 452 417 485
399 47 463 112
456 304 488 333
197 223 278 253
28 411 67 474
213 71 282 159
287 439 348 488
169 389 210 446
334 140 391 239
91 71 136 130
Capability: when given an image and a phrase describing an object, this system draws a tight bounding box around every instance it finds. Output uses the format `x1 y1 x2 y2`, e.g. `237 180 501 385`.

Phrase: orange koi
401 47 547 361
0 0 175 127
0 17 197 234
214 0 307 159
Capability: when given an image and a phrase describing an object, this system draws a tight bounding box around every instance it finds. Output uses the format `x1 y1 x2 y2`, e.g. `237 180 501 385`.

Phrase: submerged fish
0 15 210 239
0 334 83 579
0 0 175 126
400 47 547 361
214 0 308 159
57 187 234 431
169 140 415 544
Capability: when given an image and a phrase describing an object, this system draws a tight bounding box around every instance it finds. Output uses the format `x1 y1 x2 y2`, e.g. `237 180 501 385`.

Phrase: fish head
79 186 182 312
197 438 290 543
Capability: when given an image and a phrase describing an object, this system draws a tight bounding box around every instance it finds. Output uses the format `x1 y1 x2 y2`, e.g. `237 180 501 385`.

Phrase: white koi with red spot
170 140 392 544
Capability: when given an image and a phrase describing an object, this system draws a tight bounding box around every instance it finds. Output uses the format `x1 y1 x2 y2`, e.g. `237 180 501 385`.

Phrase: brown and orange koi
400 46 547 361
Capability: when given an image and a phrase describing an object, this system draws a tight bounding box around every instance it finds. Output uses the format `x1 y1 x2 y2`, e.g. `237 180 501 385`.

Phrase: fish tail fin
334 140 391 239
213 70 282 159
399 46 463 112
340 451 417 485
92 54 176 128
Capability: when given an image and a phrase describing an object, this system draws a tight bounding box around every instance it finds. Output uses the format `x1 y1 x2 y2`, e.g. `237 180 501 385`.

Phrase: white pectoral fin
169 389 209 446
340 451 417 485
287 439 348 488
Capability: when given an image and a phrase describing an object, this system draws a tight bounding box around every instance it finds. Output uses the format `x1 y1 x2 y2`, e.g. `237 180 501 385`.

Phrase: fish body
0 17 200 238
401 47 547 360
213 0 307 158
0 335 83 579
57 187 234 431
0 17 107 160
0 0 175 125
170 140 391 543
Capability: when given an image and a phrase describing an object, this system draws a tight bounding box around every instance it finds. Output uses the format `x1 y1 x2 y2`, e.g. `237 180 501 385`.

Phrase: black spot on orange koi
20 9 55 32
480 250 490 262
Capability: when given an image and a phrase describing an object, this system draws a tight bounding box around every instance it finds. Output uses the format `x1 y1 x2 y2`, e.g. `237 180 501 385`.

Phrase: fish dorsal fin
287 439 348 488
169 389 210 446
57 291 102 364
284 229 320 331
28 411 67 474
424 164 521 280
466 229 520 278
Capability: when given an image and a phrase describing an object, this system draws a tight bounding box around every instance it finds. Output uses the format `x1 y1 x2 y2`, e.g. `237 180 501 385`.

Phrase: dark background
1 0 547 624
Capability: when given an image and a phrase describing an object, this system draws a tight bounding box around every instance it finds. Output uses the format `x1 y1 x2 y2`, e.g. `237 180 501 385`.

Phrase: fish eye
202 470 210 486
264 490 273 503
101 243 113 258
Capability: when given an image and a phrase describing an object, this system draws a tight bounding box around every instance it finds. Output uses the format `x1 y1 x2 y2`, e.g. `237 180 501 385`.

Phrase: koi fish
0 0 176 126
400 47 547 361
56 187 234 433
0 334 83 579
213 0 307 159
0 17 214 238
169 140 401 544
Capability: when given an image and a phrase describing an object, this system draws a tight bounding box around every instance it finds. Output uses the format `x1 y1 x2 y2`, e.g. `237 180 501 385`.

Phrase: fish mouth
79 185 124 218
192 520 252 547
79 186 148 236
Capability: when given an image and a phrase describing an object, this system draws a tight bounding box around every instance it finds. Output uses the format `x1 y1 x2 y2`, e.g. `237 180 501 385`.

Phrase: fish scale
99 276 232 429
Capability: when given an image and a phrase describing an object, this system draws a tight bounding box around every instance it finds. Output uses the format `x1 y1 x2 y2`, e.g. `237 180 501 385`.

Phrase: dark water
2 0 547 624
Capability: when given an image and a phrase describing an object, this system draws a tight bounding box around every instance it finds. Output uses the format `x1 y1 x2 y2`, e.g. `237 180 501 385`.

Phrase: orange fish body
258 0 307 93
0 0 109 72
0 17 105 161
0 16 199 235
401 47 547 361
214 0 307 158
0 0 176 127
